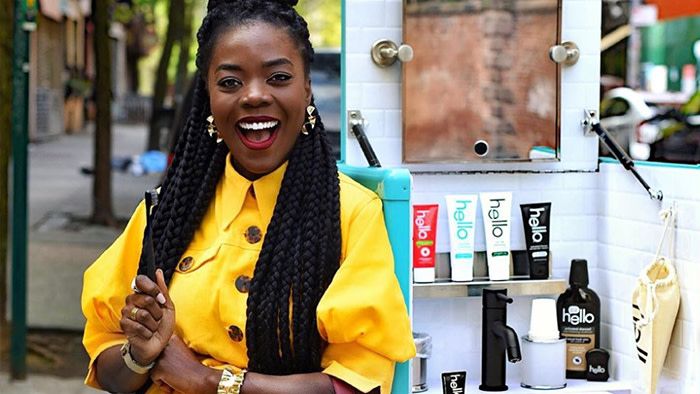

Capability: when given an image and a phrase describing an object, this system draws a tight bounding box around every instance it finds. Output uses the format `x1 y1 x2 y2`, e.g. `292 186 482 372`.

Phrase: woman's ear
304 77 312 104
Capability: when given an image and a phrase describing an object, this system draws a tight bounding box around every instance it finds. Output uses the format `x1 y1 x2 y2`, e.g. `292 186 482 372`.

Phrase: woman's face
207 22 311 180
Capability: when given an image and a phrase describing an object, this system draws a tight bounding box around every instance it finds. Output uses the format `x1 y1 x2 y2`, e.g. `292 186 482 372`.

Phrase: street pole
10 0 36 380
627 0 642 89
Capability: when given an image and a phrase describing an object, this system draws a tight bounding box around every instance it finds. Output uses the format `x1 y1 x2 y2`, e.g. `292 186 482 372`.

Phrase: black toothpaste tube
520 202 551 279
441 371 466 394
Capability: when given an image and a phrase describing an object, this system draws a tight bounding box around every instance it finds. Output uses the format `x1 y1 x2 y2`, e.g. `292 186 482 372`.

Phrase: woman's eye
218 78 241 89
269 73 292 83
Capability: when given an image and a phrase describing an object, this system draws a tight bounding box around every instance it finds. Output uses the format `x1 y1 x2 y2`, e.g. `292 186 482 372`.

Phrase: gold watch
120 342 155 374
218 368 246 394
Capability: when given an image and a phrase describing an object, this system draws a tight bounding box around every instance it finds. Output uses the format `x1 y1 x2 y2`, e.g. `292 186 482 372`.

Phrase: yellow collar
218 154 288 231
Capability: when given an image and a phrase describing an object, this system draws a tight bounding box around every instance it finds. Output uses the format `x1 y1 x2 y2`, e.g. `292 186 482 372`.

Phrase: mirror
402 0 561 163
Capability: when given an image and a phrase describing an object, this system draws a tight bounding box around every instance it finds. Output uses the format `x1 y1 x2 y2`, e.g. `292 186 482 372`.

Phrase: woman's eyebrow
216 63 242 73
262 58 293 68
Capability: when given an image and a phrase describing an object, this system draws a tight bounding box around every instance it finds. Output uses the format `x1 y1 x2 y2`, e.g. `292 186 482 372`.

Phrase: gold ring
130 306 140 321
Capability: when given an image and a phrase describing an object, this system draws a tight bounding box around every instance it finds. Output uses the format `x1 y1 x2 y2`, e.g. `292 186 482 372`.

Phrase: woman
81 1 415 393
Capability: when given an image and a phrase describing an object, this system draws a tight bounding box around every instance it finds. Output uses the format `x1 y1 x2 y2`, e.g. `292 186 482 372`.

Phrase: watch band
218 368 246 394
120 342 155 375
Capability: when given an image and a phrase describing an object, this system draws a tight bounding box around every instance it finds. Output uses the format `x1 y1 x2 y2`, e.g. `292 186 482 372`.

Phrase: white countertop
421 377 633 394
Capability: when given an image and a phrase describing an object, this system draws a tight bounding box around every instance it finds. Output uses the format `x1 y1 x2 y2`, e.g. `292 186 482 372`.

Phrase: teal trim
599 157 700 170
338 165 412 394
531 146 556 155
339 0 346 164
338 164 412 200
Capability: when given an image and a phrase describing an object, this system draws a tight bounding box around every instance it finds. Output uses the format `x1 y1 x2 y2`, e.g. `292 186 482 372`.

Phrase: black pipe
350 123 381 167
591 122 662 201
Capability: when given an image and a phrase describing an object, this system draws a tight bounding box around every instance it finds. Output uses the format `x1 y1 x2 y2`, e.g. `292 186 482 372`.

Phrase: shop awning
645 0 700 21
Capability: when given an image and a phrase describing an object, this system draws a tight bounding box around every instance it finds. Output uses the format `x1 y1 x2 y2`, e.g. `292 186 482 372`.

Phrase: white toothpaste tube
445 195 478 282
480 192 513 281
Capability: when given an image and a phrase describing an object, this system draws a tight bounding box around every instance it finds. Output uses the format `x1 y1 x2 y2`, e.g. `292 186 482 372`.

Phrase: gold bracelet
218 368 246 394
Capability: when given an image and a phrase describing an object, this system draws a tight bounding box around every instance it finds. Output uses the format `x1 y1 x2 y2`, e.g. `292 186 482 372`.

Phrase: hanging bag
631 208 680 394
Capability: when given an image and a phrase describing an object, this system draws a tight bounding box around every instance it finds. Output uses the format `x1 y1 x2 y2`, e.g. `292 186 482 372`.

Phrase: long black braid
138 0 341 375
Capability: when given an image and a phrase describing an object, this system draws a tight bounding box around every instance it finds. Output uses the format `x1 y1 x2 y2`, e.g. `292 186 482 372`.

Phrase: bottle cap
569 259 589 287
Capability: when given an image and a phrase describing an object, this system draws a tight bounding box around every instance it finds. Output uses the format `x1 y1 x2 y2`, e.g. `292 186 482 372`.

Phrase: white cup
528 298 559 342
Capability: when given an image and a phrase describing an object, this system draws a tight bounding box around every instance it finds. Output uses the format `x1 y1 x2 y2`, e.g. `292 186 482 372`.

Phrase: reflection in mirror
403 0 560 163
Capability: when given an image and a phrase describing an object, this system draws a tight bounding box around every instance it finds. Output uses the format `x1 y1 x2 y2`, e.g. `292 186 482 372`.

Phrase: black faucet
480 289 522 391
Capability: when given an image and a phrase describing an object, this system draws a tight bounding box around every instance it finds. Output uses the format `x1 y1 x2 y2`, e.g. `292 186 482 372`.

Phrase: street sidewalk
2 123 160 391
27 123 161 330
0 373 100 393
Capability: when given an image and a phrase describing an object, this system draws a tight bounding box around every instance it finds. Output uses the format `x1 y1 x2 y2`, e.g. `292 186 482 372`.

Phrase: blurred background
2 0 700 390
0 0 340 388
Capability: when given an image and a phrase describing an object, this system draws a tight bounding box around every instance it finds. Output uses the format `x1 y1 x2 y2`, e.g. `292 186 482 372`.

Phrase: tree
0 0 14 361
173 0 194 103
92 0 116 226
147 0 185 151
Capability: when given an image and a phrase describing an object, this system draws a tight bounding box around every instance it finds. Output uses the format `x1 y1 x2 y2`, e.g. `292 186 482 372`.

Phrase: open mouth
236 117 280 150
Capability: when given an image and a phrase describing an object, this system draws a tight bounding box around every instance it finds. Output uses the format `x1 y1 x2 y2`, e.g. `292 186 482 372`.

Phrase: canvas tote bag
631 208 680 394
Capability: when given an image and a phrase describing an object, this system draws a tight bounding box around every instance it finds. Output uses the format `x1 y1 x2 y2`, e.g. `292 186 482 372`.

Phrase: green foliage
297 0 341 48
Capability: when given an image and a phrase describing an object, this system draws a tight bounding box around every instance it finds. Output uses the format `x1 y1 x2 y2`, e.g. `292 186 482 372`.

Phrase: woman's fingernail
157 293 166 305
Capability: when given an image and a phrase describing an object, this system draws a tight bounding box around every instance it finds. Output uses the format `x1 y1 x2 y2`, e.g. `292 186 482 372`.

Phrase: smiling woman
207 22 312 179
80 1 415 394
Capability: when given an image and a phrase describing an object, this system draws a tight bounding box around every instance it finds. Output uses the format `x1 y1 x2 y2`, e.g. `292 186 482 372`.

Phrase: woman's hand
151 335 222 394
119 269 175 366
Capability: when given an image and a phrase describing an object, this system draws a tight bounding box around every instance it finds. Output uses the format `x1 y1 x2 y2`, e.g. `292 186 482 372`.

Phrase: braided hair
138 0 341 375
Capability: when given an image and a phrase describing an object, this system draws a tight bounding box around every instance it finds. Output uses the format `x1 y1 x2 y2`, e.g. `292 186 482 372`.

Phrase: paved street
2 123 160 392
0 373 100 393
27 123 160 330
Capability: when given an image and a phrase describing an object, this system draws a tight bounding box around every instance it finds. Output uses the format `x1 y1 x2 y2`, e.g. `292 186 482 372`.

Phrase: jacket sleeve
317 197 415 394
81 201 146 389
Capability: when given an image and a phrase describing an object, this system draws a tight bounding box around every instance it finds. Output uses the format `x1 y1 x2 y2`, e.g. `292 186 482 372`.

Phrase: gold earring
207 115 223 143
301 105 316 135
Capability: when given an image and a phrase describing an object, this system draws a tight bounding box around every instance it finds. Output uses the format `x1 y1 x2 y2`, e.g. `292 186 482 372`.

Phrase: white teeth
238 120 279 131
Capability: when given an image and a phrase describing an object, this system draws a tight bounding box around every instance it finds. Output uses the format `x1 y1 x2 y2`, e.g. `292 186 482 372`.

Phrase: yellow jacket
82 159 415 393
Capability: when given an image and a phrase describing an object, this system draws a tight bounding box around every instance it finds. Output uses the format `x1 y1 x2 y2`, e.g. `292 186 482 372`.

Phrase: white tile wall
597 163 700 392
343 0 699 391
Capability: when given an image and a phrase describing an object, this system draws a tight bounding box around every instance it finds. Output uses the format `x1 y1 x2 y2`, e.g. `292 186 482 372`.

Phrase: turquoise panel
338 165 413 394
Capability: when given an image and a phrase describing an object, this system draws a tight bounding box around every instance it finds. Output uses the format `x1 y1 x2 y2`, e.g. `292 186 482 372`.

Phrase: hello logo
452 200 473 241
414 209 432 257
488 198 508 237
527 206 548 243
562 305 595 325
589 365 606 374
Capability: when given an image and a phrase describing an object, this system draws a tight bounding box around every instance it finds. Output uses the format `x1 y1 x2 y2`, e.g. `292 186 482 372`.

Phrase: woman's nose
240 82 271 107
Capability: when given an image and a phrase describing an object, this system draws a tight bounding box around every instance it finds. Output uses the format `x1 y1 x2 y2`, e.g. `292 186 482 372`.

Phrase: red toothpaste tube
413 204 438 283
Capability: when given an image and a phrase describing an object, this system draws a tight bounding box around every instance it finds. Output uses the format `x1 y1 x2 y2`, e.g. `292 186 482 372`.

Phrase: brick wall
403 3 558 161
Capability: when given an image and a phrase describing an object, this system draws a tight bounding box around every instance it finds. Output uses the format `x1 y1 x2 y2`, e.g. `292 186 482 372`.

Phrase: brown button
178 256 194 271
244 226 262 244
228 325 244 342
235 275 251 293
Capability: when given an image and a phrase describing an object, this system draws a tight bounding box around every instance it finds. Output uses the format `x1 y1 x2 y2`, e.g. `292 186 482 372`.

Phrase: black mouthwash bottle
556 259 600 379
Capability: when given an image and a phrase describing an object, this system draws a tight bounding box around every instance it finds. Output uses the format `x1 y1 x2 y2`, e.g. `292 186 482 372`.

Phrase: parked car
310 49 341 161
599 87 657 160
648 91 700 164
